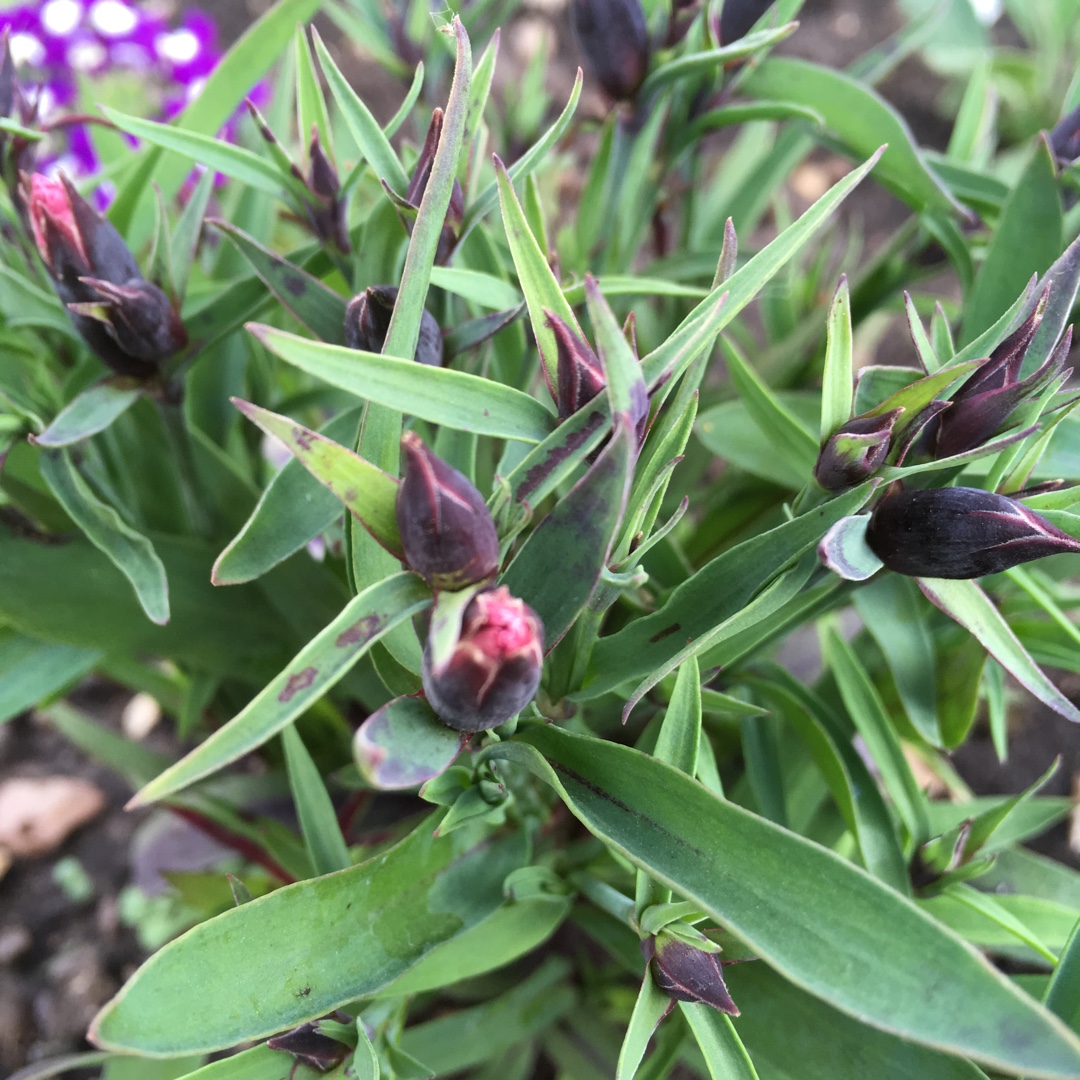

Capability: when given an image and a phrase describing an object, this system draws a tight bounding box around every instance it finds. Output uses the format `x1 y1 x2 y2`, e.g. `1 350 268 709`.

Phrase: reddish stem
166 804 296 885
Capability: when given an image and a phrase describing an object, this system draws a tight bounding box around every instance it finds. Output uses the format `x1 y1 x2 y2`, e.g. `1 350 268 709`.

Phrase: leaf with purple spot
354 695 467 790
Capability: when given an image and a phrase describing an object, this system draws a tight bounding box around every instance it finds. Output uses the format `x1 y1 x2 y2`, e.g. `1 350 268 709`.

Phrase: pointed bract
644 934 740 1016
548 310 606 419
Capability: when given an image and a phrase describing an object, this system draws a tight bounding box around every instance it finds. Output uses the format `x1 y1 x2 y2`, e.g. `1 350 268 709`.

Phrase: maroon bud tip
648 934 740 1016
345 286 443 366
422 586 544 731
571 0 650 101
866 486 1080 579
396 433 500 591
547 311 605 419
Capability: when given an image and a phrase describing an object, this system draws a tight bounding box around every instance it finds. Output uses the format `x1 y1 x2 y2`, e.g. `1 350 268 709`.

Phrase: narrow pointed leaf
32 380 143 448
89 815 526 1054
229 400 401 557
249 325 555 443
39 450 169 625
586 278 648 427
820 276 853 439
130 573 431 805
213 408 363 586
583 484 873 698
282 725 351 876
617 974 670 1080
918 577 1080 725
483 726 1080 1079
0 632 100 725
503 422 634 647
210 221 346 343
312 26 409 193
496 155 583 389
681 1003 759 1080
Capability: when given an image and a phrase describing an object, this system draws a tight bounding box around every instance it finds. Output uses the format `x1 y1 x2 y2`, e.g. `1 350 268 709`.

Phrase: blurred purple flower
0 1 263 205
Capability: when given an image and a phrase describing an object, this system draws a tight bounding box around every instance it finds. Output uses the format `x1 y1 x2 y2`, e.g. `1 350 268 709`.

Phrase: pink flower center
470 589 534 656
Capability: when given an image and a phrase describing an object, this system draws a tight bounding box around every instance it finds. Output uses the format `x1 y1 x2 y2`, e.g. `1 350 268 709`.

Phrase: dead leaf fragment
0 776 106 858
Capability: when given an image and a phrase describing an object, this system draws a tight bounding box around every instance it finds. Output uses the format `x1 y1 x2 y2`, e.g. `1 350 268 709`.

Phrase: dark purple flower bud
866 486 1080 579
571 0 651 102
405 109 464 265
1050 101 1080 165
933 305 1070 459
344 285 443 367
548 310 605 419
642 934 739 1016
396 432 500 590
23 173 186 377
814 408 903 492
715 0 778 44
305 129 349 253
422 586 544 731
267 1016 350 1072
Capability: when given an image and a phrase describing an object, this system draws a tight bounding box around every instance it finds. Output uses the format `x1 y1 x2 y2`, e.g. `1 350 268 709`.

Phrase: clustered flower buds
643 934 739 1015
344 285 443 367
865 486 1080 579
930 307 1071 459
23 171 186 377
570 0 651 102
395 434 544 731
422 585 545 732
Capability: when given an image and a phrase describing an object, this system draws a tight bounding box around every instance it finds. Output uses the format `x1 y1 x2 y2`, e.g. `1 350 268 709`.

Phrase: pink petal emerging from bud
396 432 499 590
423 586 544 732
27 172 88 271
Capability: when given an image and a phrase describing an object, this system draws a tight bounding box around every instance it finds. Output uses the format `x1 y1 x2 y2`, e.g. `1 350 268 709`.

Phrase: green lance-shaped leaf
617 972 671 1080
213 408 362 586
641 147 885 390
820 275 853 440
38 449 169 626
31 380 143 449
723 960 989 1080
918 577 1080 725
1026 231 1080 373
962 137 1063 346
742 57 963 216
483 726 1080 1078
1045 919 1080 1034
129 573 431 806
0 632 100 726
101 107 311 204
354 695 466 790
282 725 351 877
248 325 555 444
503 421 634 649
209 221 347 344
582 484 873 699
586 276 648 427
0 264 79 338
681 1003 759 1080
496 154 584 391
227 400 401 558
89 814 527 1055
311 25 409 194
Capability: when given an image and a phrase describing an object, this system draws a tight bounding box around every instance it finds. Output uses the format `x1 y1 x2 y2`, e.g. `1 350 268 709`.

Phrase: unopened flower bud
23 173 186 377
866 486 1080 579
423 586 544 731
643 934 739 1016
548 310 605 419
933 305 1070 459
1050 101 1080 166
571 0 651 102
305 130 349 253
396 432 499 590
267 1016 350 1072
344 285 443 367
405 109 464 265
814 409 902 492
715 0 778 43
